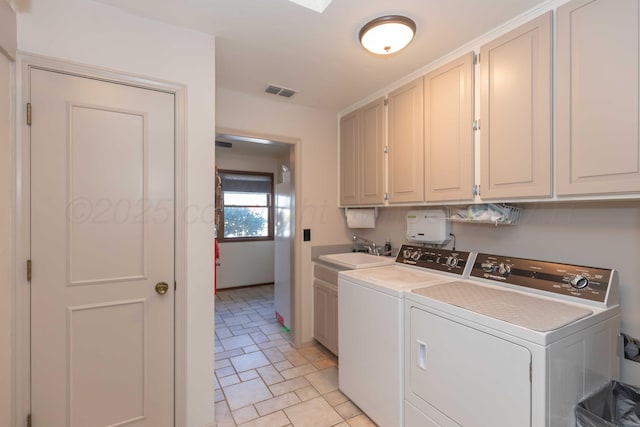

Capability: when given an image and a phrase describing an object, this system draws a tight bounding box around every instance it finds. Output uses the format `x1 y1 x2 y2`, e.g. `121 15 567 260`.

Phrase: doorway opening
214 131 297 345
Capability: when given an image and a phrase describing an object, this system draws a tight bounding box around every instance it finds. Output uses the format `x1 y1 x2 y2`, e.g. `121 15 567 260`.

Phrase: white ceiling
94 0 546 112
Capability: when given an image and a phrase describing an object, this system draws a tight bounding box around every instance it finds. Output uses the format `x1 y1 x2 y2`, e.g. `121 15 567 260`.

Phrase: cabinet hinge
473 185 480 196
384 192 389 201
384 146 388 154
27 260 32 282
383 98 388 106
26 103 32 126
27 413 32 427
473 119 480 131
474 53 480 65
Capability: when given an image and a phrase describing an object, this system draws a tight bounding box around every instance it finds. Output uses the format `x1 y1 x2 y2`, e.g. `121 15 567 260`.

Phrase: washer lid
412 281 593 332
340 265 452 296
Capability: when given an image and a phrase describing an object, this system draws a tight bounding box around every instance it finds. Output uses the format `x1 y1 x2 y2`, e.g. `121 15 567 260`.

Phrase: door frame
14 53 188 427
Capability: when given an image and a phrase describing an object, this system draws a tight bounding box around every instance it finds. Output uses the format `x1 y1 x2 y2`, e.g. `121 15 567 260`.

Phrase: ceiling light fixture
359 15 416 55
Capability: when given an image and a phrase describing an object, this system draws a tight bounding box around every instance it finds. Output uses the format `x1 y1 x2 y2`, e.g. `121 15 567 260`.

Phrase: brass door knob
155 282 169 295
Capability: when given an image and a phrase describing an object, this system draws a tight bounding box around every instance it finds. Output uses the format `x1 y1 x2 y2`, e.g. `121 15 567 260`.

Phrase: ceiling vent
265 84 298 98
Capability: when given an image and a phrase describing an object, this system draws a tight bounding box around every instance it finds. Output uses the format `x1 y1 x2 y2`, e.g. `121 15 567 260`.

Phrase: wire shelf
446 204 521 226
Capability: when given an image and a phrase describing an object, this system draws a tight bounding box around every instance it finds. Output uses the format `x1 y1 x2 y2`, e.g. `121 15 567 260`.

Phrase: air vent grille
265 85 281 95
264 84 298 98
279 89 296 98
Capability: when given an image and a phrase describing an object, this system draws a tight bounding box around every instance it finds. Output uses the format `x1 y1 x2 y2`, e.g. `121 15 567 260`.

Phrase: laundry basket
576 381 640 427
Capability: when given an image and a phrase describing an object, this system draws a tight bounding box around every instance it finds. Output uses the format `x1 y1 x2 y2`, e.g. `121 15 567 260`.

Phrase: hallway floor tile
215 285 377 427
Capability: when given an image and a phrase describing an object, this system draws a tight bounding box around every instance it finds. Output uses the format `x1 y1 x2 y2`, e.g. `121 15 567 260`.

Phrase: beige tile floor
215 285 377 427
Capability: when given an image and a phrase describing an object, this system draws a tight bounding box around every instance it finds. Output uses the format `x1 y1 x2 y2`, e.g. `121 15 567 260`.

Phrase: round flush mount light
359 15 416 55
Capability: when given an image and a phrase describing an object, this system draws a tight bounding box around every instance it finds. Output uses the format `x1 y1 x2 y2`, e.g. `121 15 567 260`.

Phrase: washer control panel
471 253 615 303
395 245 472 275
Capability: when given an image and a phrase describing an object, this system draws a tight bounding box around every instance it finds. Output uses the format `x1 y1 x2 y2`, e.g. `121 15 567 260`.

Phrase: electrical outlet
622 333 640 363
303 229 311 242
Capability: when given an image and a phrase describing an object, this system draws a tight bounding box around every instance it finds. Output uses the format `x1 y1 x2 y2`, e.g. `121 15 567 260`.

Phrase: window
218 170 274 242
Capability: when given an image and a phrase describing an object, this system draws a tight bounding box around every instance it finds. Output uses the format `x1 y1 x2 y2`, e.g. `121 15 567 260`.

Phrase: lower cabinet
313 264 339 355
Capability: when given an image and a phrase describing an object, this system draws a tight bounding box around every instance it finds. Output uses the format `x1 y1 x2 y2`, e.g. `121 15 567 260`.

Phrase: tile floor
215 284 377 427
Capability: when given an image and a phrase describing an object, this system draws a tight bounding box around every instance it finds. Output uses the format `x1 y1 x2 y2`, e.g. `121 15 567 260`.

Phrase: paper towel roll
346 208 376 229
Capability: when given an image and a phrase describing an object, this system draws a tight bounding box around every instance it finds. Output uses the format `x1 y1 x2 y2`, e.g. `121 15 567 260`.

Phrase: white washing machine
405 252 621 427
338 245 476 427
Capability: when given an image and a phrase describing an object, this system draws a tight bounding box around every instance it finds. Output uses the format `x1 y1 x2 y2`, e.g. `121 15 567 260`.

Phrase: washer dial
570 274 589 289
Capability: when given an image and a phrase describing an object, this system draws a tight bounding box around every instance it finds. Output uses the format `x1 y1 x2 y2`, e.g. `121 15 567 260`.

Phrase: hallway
214 285 376 427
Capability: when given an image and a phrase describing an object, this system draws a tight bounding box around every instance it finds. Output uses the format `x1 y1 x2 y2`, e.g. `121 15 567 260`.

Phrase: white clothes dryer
404 252 621 427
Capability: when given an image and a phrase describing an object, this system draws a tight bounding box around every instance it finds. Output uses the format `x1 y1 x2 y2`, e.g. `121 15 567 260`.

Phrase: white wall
216 88 343 344
17 1 215 426
0 2 16 426
216 149 278 289
216 242 274 289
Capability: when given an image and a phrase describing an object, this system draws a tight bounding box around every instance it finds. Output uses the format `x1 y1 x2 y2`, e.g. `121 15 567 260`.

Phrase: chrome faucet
352 234 376 254
352 235 392 256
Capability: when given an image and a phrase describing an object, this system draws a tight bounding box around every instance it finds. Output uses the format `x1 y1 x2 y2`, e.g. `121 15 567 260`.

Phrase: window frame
218 169 275 243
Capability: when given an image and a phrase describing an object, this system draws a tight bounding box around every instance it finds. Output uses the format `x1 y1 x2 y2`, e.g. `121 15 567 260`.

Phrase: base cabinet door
313 280 338 355
480 12 552 199
556 0 640 196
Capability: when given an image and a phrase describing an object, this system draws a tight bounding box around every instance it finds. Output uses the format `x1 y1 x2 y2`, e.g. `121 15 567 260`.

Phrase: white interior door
30 68 175 427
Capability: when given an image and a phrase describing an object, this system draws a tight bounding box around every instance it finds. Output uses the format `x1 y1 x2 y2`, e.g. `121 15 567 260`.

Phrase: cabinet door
340 110 359 205
313 280 330 345
557 0 640 195
388 78 424 203
424 52 474 202
360 98 385 204
480 12 552 199
313 280 338 355
327 286 338 355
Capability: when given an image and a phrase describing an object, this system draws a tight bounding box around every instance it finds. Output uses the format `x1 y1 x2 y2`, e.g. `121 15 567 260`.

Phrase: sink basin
318 252 396 270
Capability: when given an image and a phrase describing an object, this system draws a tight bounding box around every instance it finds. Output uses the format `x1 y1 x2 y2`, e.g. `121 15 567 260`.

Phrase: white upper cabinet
360 98 386 204
480 12 552 200
339 97 385 206
556 0 640 196
388 78 424 204
424 52 475 202
339 109 359 205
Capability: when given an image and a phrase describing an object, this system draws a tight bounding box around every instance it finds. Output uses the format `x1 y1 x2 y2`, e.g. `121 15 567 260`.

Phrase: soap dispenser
384 238 392 255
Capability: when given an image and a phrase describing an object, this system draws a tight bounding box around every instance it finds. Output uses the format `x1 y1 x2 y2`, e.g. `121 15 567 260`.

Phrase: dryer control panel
396 245 473 276
471 253 617 305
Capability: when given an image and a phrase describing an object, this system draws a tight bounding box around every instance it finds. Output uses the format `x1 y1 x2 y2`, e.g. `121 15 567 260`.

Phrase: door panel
424 53 474 202
556 0 640 195
480 12 552 199
388 78 424 203
360 98 385 204
409 307 531 427
30 68 174 427
69 300 146 427
69 105 147 284
339 111 359 205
